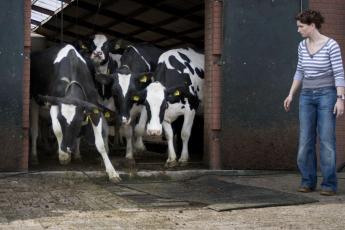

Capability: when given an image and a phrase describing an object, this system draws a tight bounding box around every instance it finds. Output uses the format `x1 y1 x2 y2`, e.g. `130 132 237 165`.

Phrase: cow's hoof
165 160 178 168
178 161 189 167
59 153 71 165
109 174 122 183
134 144 146 153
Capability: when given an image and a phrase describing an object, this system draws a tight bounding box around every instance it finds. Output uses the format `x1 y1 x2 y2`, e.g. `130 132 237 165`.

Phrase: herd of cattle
30 34 205 182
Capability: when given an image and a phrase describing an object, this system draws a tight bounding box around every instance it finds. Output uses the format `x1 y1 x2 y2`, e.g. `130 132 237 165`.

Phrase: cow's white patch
146 82 165 132
158 48 203 72
118 73 131 97
93 34 107 50
50 105 63 150
91 117 120 182
164 100 187 123
54 44 86 64
61 104 76 125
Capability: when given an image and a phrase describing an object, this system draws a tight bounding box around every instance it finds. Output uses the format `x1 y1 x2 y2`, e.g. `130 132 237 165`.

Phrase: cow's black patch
169 55 185 73
178 52 191 63
185 62 194 75
195 68 204 79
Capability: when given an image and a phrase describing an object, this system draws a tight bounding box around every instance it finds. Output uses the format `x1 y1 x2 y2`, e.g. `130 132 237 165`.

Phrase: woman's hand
284 94 293 112
333 99 344 118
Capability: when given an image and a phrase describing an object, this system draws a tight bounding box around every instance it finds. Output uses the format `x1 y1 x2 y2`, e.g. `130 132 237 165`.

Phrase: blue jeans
298 86 337 192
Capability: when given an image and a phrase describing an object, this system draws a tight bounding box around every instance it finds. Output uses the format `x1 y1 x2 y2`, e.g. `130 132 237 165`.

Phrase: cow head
144 69 194 136
74 34 116 66
38 95 102 164
111 66 152 125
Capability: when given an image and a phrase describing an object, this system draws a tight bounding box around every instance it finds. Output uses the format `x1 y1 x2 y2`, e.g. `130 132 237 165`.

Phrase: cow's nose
147 129 162 136
121 117 131 125
93 51 103 56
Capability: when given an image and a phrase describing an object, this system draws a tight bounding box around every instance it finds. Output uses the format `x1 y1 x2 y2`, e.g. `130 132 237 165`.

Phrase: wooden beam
31 19 41 26
31 5 55 16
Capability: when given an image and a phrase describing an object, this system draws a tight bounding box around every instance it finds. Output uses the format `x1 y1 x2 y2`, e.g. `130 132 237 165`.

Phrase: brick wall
204 0 223 169
22 0 31 170
204 0 345 170
309 0 345 170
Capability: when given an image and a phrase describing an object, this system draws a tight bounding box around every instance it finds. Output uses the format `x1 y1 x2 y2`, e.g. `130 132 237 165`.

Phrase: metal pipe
60 0 64 43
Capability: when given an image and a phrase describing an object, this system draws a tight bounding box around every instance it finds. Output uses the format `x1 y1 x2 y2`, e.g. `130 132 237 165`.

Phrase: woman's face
296 20 315 38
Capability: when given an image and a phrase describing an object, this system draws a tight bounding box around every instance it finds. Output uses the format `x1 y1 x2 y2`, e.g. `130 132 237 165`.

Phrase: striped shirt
293 38 345 89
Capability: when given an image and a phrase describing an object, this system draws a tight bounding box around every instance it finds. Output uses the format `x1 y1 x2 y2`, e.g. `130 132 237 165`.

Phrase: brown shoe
297 187 313 193
320 190 336 196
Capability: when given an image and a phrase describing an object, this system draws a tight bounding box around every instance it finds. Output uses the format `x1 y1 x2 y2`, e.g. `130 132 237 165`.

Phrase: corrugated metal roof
31 0 74 31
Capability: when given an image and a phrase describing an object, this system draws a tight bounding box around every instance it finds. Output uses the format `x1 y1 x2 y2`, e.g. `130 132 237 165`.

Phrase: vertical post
22 0 31 171
204 0 223 169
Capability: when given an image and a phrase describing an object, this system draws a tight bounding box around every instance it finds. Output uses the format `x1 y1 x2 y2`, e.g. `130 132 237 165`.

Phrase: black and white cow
30 44 121 182
110 44 163 161
141 48 204 167
76 34 124 144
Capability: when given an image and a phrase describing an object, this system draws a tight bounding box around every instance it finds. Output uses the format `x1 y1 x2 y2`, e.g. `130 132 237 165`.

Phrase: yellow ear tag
81 44 87 49
140 75 147 83
104 112 110 118
93 108 99 114
174 90 180 96
133 95 140 101
85 115 91 123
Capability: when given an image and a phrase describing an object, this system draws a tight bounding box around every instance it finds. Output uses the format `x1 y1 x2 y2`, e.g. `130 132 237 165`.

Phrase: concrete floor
0 170 344 229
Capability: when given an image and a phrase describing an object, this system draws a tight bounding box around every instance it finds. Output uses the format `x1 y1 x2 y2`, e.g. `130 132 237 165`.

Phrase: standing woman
284 9 345 196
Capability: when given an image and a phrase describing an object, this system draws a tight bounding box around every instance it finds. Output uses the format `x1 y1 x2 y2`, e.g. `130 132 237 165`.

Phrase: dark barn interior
30 0 205 170
32 0 204 49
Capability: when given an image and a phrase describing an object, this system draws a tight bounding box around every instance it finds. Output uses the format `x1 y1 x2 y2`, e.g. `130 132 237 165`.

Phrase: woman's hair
295 9 325 29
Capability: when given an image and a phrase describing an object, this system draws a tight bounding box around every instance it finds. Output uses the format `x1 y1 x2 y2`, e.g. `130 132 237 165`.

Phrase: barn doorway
29 0 206 171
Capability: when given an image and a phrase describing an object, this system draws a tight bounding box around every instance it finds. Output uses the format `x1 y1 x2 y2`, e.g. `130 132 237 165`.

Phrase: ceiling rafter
43 13 147 44
129 0 204 25
48 0 117 39
32 5 55 16
32 0 205 49
72 1 201 45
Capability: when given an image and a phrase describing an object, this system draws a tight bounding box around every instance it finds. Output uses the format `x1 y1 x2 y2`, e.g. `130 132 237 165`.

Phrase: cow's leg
30 99 40 165
91 117 121 183
179 110 196 166
73 138 82 162
50 106 71 165
108 125 115 146
134 107 147 153
163 121 178 167
123 125 135 161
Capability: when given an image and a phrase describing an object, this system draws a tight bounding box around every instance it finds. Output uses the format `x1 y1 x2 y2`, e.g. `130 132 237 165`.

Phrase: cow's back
120 44 163 73
156 48 205 103
31 44 98 102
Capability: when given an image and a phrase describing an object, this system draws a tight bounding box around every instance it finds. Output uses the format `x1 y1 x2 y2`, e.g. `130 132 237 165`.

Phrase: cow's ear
108 39 121 53
36 95 60 106
74 39 91 53
138 72 154 84
131 90 147 104
166 86 188 103
83 104 102 123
